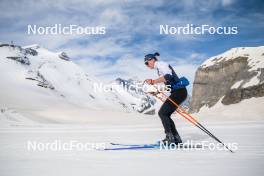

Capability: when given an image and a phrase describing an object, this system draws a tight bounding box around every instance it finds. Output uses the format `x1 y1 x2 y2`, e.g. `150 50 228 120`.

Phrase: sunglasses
145 61 149 66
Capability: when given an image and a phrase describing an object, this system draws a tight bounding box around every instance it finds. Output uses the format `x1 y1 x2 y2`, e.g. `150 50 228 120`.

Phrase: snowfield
0 98 264 176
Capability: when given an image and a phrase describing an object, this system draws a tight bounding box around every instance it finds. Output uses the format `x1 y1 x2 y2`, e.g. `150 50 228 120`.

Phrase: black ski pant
158 88 187 136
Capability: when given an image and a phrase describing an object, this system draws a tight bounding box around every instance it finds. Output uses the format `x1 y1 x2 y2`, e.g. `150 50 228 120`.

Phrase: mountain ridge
0 43 155 117
190 46 264 112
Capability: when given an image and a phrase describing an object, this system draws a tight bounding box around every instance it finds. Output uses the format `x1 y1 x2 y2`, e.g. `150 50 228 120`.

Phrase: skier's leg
158 100 176 135
168 117 182 143
166 88 188 143
165 103 181 143
169 118 178 136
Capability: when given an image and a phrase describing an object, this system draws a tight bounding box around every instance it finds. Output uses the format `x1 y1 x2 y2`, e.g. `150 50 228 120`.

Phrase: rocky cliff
190 46 264 112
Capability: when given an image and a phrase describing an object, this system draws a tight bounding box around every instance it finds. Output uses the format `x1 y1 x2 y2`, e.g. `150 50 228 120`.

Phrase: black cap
144 52 160 62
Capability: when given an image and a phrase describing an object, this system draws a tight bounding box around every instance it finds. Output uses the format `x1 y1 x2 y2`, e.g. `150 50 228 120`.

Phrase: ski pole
151 91 234 153
154 94 213 136
153 94 226 148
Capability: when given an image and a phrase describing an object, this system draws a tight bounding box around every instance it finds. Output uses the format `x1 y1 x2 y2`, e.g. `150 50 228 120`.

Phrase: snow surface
0 99 263 176
22 44 40 49
231 80 244 89
197 96 264 121
242 73 260 88
0 82 264 176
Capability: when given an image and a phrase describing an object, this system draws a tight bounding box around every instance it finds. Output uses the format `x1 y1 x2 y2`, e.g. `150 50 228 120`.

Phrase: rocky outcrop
6 56 30 65
26 71 55 90
190 47 264 112
59 52 70 61
222 83 264 105
113 78 156 114
1 43 38 65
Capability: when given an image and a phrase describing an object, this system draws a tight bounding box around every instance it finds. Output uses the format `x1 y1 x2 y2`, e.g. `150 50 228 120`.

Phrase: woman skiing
144 52 188 145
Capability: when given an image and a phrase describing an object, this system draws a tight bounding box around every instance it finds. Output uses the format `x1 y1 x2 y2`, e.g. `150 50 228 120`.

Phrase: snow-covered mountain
190 46 264 112
110 78 156 114
0 43 156 116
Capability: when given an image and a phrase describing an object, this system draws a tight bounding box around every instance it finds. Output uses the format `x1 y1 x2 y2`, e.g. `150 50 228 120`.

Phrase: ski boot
174 133 183 145
160 133 176 145
158 133 183 146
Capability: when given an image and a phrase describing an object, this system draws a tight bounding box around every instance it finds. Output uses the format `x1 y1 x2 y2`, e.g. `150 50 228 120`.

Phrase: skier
144 52 188 145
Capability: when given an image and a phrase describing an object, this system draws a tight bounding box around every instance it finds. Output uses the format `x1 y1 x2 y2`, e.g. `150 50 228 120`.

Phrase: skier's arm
145 76 166 84
153 76 166 84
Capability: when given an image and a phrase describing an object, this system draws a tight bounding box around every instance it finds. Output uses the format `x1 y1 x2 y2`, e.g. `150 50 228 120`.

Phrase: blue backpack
171 77 189 90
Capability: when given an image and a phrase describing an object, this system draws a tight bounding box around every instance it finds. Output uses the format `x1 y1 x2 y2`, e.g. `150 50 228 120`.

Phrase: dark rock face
25 48 38 56
1 43 38 56
2 44 38 65
114 78 156 114
26 71 55 90
59 52 70 61
6 56 30 65
222 83 264 105
190 56 264 112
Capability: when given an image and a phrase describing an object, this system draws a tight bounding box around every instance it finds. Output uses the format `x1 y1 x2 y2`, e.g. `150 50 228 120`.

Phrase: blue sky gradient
0 0 263 87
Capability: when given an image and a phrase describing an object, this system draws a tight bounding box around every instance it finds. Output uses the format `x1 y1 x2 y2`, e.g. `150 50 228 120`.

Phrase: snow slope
0 44 156 121
196 97 264 121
